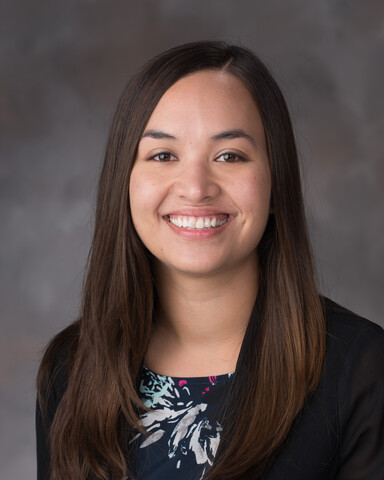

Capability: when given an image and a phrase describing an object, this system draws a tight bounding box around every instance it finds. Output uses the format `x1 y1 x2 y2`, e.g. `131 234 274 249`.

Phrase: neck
146 257 258 377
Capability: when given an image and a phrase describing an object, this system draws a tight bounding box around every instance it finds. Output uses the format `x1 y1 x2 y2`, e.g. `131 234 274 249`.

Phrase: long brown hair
37 41 325 480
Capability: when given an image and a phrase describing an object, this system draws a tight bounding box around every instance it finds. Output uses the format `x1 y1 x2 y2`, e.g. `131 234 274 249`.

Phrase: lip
164 208 232 217
163 212 232 239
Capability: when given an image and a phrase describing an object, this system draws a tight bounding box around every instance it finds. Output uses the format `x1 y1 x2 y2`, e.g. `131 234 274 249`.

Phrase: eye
148 151 177 162
215 152 246 163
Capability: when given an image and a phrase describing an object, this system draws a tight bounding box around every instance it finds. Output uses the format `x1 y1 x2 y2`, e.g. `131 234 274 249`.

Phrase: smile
167 215 229 230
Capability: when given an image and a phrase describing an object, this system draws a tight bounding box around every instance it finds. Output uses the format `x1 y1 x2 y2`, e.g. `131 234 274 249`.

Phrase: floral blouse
131 366 233 480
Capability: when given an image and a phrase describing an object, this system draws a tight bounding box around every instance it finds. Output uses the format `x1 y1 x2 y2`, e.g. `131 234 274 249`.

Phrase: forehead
144 70 264 137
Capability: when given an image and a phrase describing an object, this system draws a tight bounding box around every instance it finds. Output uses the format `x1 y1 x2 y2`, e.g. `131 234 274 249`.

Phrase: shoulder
322 296 384 358
36 322 80 479
37 320 80 418
321 297 384 422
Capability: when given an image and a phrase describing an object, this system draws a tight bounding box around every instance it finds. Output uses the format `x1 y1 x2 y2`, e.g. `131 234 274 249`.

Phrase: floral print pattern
131 366 232 479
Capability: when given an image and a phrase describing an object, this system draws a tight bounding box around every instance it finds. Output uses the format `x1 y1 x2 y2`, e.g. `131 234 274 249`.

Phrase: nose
172 158 220 202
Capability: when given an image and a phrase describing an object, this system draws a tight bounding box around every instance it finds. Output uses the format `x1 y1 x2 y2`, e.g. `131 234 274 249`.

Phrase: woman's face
129 70 271 278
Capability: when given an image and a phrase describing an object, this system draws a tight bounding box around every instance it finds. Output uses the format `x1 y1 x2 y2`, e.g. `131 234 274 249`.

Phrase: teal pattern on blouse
131 366 233 480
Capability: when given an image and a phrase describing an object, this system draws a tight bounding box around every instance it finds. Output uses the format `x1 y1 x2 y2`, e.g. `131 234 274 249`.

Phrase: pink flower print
208 376 217 385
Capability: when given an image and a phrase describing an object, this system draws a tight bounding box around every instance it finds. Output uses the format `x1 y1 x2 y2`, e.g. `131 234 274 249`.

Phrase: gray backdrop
1 0 383 477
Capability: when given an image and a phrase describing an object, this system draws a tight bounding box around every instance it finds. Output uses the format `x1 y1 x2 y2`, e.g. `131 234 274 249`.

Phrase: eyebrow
141 128 256 145
211 129 256 146
141 129 176 140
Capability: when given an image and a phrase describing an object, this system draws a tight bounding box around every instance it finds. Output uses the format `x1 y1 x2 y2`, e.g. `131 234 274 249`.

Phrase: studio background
1 1 383 477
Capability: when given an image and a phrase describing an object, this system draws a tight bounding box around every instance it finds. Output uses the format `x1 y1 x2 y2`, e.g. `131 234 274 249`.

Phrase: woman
36 41 384 480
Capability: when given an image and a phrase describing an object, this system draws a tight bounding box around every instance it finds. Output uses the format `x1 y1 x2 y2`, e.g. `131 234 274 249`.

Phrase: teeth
188 217 196 229
168 215 228 230
196 218 204 229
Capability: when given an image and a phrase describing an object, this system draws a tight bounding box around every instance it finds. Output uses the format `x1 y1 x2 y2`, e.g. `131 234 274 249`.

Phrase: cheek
129 172 150 227
234 171 272 214
129 170 164 223
129 174 141 218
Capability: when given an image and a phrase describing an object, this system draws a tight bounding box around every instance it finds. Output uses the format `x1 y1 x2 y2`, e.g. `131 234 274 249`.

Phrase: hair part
37 40 325 480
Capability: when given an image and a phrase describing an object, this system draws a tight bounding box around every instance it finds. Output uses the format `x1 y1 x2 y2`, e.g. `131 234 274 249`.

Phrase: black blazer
36 298 384 479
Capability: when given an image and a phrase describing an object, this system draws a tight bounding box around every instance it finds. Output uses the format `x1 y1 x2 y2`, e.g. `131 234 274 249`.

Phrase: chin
169 257 249 278
172 264 224 277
